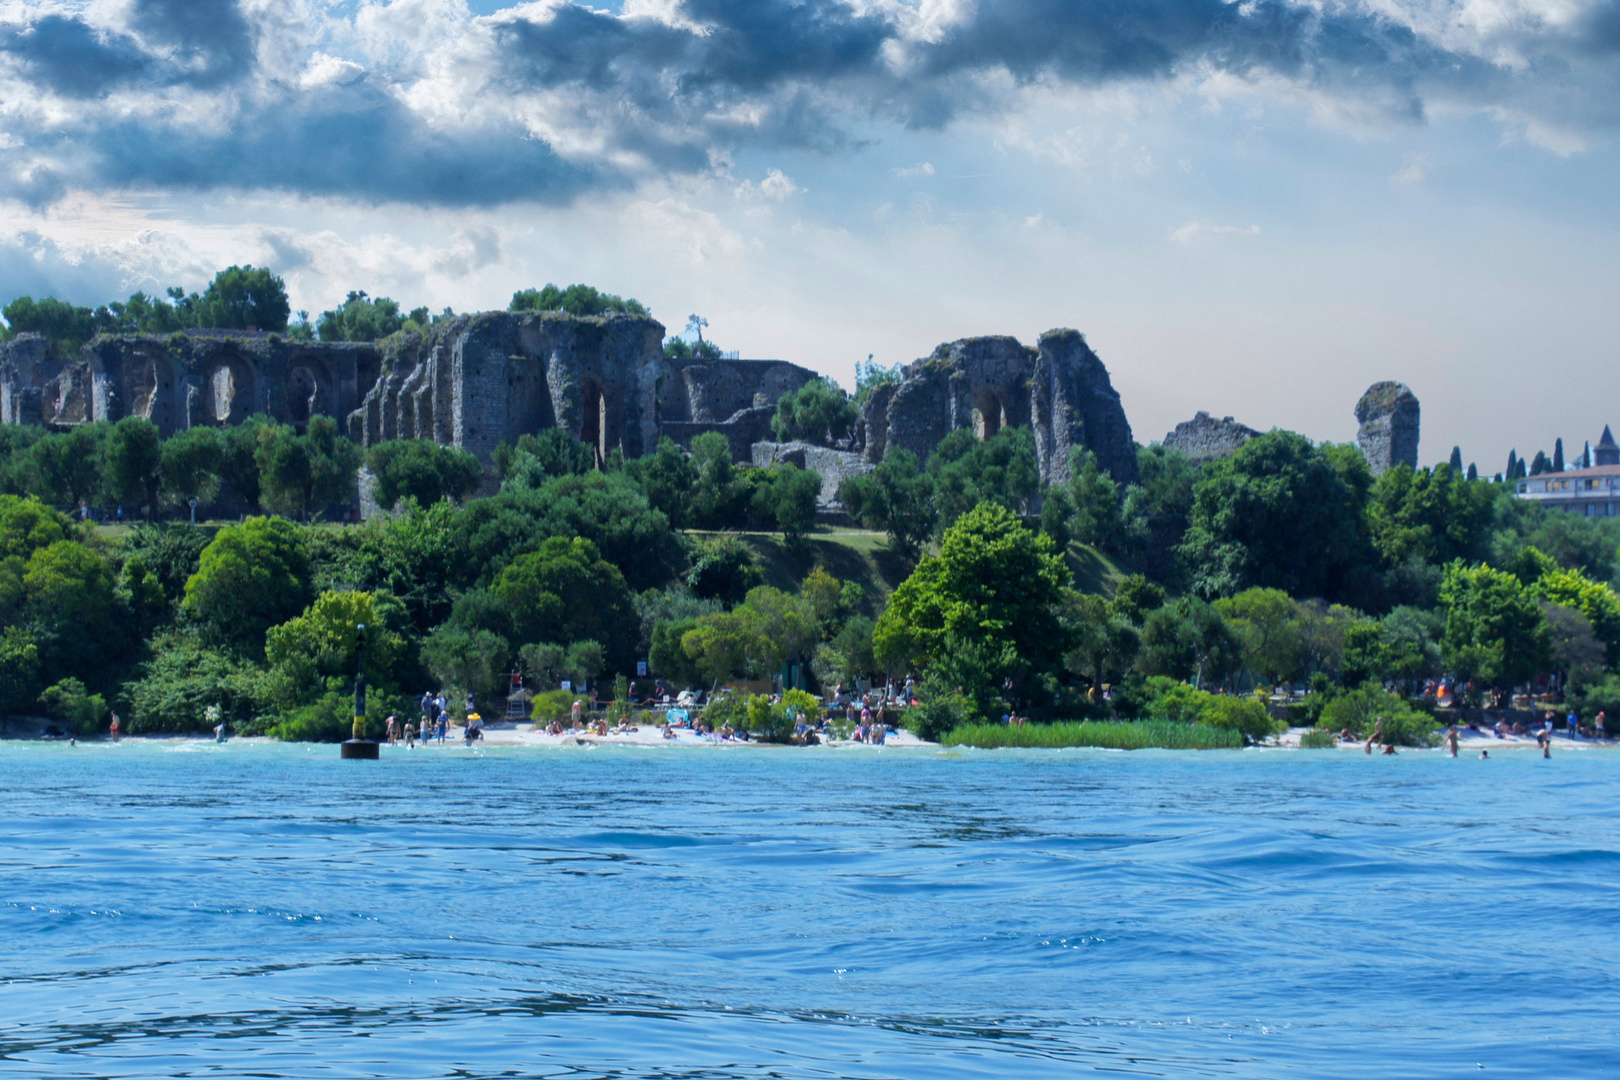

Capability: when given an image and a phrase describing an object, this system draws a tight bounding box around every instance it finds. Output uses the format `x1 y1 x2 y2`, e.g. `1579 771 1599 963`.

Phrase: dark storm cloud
128 0 256 87
0 15 151 97
0 0 1615 207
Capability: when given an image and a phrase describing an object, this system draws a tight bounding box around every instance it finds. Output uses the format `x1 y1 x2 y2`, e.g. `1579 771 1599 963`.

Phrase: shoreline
6 721 1616 752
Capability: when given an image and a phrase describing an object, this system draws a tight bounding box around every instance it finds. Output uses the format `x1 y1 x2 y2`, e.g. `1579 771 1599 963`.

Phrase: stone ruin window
579 377 606 467
288 365 320 426
973 391 1006 440
209 366 237 424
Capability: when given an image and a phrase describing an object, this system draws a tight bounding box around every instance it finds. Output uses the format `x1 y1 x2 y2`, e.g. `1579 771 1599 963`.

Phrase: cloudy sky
3 0 1618 471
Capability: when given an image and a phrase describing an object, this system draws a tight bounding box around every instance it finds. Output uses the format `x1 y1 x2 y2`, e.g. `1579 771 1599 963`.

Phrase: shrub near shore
944 721 1242 750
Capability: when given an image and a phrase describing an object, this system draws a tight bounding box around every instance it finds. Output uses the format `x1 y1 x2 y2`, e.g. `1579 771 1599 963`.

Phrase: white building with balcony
1515 426 1620 515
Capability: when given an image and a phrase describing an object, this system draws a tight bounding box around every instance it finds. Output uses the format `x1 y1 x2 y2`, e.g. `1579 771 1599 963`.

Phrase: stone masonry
1355 381 1421 475
1163 411 1259 463
1 330 381 433
858 328 1138 485
347 311 818 468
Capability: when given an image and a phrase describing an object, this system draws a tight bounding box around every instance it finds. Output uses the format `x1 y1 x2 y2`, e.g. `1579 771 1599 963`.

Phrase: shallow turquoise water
2 740 1617 1078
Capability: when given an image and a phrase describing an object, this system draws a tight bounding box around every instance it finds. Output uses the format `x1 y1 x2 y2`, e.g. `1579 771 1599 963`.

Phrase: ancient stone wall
1355 382 1420 475
862 328 1137 485
751 440 875 509
1163 411 1259 463
347 312 819 468
0 330 380 434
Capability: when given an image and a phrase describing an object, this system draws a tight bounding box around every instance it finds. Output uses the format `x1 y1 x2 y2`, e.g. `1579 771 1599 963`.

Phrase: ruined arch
284 356 330 427
973 390 1007 440
199 353 255 426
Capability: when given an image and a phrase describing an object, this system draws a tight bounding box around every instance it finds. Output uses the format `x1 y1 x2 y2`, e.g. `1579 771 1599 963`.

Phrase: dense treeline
5 413 1618 747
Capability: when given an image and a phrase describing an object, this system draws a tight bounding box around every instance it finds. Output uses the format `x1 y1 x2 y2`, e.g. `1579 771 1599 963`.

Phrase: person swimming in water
1479 749 1490 760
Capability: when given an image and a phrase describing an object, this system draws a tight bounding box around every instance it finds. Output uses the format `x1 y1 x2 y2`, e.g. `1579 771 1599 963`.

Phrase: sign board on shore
561 680 572 692
637 661 648 676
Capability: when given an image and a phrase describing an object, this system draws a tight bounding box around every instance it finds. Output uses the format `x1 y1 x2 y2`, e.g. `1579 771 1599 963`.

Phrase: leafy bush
1200 695 1280 741
39 678 109 736
530 689 583 724
266 689 407 742
1319 686 1437 747
699 691 748 731
124 634 267 734
943 720 1241 750
905 677 977 742
744 688 820 742
1299 728 1339 749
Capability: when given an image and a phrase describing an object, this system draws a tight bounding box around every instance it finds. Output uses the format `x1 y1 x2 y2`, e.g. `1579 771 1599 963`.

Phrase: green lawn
683 527 914 614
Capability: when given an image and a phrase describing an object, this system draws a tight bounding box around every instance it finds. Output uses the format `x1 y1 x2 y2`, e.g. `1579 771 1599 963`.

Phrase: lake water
2 740 1617 1078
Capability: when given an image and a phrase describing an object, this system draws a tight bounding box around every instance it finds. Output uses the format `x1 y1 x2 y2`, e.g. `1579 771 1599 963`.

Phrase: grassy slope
687 527 1127 614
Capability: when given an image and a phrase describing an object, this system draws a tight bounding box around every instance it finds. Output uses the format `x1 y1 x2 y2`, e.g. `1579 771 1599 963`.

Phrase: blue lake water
2 739 1617 1078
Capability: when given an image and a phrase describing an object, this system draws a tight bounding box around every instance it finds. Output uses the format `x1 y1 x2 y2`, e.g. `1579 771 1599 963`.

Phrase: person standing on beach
1365 718 1383 755
436 714 447 743
1567 709 1579 739
109 711 121 742
404 721 416 748
1446 725 1459 758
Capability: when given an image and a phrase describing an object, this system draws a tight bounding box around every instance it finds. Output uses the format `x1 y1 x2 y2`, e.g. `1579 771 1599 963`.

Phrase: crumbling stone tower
1355 381 1420 475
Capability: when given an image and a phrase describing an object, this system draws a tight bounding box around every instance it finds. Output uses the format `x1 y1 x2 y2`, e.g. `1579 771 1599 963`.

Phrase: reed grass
943 720 1243 751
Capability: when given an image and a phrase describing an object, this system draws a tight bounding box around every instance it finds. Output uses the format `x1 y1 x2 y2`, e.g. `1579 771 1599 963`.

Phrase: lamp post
341 621 379 759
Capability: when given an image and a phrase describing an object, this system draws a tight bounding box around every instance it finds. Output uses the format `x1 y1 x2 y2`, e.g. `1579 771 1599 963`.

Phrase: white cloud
1391 152 1434 185
1170 222 1262 243
299 53 366 89
894 162 936 177
735 168 802 202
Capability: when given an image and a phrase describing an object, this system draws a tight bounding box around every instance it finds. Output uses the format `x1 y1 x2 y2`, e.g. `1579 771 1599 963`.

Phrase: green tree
102 416 164 518
265 591 405 709
1215 587 1301 687
1529 563 1620 661
493 536 638 670
1137 598 1240 687
495 428 595 485
1067 447 1123 550
854 356 902 405
0 626 41 721
316 291 404 342
837 447 936 555
217 417 269 510
680 610 766 686
771 378 858 446
256 416 360 519
32 424 107 509
1119 443 1198 584
752 463 822 544
1367 463 1495 569
183 516 312 651
365 439 483 511
687 431 750 529
196 266 291 333
685 534 763 606
928 426 1040 529
1178 431 1376 603
510 284 648 317
1061 592 1140 689
456 469 681 592
1 296 110 355
1439 562 1550 689
160 426 223 508
874 502 1069 713
419 625 510 699
622 437 697 528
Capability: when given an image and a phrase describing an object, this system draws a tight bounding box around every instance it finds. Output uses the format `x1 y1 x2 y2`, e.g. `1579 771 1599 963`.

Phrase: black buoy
341 622 379 760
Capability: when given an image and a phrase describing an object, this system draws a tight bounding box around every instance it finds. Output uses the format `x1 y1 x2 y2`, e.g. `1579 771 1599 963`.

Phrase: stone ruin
0 329 381 433
1163 411 1258 463
348 310 818 470
857 328 1138 486
3 312 1144 515
1355 381 1420 475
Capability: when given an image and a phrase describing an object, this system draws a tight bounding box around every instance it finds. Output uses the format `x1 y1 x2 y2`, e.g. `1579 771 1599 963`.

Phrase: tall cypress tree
1553 438 1565 472
1449 446 1464 473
